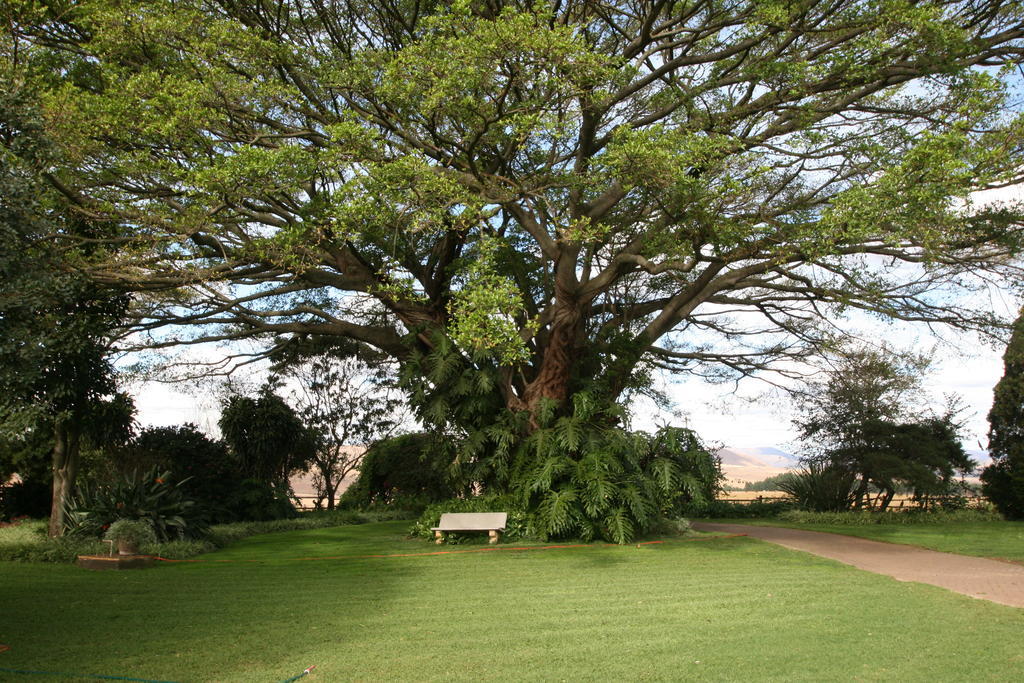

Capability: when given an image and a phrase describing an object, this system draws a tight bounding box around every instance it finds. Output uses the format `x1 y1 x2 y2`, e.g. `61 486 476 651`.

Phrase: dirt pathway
692 522 1024 609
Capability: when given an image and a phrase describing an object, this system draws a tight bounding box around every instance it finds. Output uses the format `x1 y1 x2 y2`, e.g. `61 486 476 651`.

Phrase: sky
130 325 1009 453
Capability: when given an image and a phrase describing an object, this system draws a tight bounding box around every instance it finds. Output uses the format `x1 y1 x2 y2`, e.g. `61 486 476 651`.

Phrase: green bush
0 478 51 520
342 433 464 509
104 518 157 545
64 466 208 540
981 458 1024 520
777 462 856 512
220 478 297 522
695 499 795 518
120 424 239 521
410 495 532 543
504 409 722 543
776 508 1003 525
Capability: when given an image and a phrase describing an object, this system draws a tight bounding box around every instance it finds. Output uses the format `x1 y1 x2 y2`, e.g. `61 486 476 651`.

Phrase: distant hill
716 446 992 485
715 447 799 486
716 447 800 469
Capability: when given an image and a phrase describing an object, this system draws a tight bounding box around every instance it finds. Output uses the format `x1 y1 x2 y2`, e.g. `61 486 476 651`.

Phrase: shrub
776 508 1003 525
104 518 157 545
777 462 856 512
342 433 465 509
981 458 1024 520
508 416 722 543
120 425 238 520
64 467 208 540
220 479 297 522
695 499 795 518
0 478 51 520
410 495 532 543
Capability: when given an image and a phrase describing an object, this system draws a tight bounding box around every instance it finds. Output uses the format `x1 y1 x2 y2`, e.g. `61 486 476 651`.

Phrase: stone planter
117 539 140 556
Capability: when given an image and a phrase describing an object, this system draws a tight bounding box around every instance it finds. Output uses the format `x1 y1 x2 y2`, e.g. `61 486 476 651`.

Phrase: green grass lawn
713 519 1024 562
1 521 1022 682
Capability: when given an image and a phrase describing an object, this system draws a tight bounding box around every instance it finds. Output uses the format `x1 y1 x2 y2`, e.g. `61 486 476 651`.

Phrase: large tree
7 1 1024 535
0 84 134 536
982 306 1024 519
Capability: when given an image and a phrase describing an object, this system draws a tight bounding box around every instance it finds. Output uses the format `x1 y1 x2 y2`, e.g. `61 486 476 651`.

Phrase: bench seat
430 512 508 544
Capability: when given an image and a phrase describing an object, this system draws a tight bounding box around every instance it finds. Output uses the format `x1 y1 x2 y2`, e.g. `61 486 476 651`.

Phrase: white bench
430 512 508 545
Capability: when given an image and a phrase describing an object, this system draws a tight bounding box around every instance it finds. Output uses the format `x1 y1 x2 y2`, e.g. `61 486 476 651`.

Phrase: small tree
119 424 237 521
219 383 316 486
982 309 1024 519
795 346 971 510
274 339 406 510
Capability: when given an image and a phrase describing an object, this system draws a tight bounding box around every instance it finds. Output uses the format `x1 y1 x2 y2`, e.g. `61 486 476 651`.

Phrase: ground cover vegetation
3 1 1024 540
1 522 1023 681
982 306 1024 519
0 509 410 563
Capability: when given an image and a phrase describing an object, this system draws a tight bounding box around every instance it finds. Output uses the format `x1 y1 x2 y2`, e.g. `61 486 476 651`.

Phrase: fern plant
398 334 723 543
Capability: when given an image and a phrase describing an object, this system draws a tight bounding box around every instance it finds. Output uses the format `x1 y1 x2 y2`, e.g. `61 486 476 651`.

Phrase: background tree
794 346 972 510
0 85 134 535
117 424 237 522
219 383 317 487
982 307 1024 519
273 339 406 510
342 432 466 509
10 1 1024 537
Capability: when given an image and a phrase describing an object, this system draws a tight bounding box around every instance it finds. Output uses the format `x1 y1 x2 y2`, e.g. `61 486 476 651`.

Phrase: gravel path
691 522 1024 609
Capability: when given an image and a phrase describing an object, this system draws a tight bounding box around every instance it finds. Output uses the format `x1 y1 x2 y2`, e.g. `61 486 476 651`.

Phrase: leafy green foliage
0 478 51 521
219 384 316 485
103 518 157 545
697 499 796 519
794 346 973 510
342 433 465 510
499 407 721 543
119 424 234 518
777 462 857 512
219 479 298 523
0 84 134 535
741 474 793 491
64 466 207 541
982 308 1024 519
775 508 1003 526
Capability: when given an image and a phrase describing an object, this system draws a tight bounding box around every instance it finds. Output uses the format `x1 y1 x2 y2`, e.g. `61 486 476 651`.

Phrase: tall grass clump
777 462 856 512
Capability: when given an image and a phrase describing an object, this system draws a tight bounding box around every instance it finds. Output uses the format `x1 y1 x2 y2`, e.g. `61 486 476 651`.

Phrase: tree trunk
521 308 583 421
48 420 81 538
851 476 870 510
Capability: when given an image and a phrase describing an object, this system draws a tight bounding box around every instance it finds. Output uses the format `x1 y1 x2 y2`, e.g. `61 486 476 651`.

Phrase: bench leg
435 530 444 544
489 530 500 545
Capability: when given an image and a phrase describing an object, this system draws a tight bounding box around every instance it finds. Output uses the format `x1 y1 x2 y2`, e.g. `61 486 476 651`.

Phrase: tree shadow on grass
0 522 423 682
